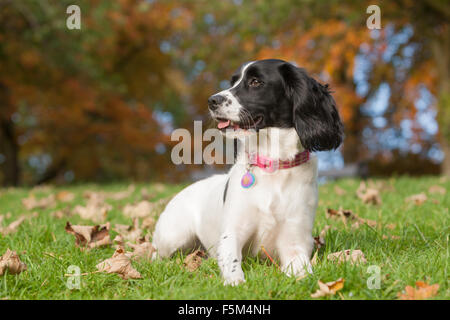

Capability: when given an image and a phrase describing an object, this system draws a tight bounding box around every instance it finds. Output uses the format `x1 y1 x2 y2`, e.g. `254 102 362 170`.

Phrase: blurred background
0 0 449 186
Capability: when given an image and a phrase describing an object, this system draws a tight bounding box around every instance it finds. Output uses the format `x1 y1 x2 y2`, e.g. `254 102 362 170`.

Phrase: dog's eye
249 78 262 88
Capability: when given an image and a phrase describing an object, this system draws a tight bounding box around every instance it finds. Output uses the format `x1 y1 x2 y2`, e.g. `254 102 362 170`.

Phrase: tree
0 0 189 185
176 0 449 174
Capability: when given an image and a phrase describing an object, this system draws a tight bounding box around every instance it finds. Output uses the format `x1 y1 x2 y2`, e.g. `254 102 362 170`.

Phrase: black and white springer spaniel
153 59 344 285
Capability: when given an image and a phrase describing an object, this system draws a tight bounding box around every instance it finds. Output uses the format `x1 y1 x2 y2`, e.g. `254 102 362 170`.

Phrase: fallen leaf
0 249 27 276
382 234 400 240
351 218 377 229
153 183 166 193
50 208 72 219
385 223 396 230
113 218 143 243
310 250 319 266
356 181 382 205
55 191 75 202
96 247 142 279
313 225 335 251
126 237 156 261
311 278 345 298
326 208 376 228
319 225 333 238
183 250 206 272
22 194 56 210
141 216 156 230
0 216 26 235
123 201 154 218
84 185 135 202
405 193 427 205
65 222 111 249
140 188 155 201
0 213 38 235
326 208 354 222
334 186 347 196
109 185 135 200
313 236 325 249
428 185 446 195
397 281 439 300
327 249 367 265
74 194 111 222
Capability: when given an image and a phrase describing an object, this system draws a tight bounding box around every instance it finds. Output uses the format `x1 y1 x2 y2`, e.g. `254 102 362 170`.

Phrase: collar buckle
257 156 279 173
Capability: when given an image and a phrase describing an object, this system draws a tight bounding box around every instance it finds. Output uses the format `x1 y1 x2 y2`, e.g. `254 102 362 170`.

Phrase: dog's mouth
215 116 263 131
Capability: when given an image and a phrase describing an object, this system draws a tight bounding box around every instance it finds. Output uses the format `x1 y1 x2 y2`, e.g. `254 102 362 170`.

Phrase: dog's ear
279 63 344 152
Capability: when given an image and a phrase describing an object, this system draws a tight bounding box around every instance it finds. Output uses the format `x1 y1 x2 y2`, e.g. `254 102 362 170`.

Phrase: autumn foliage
0 0 449 186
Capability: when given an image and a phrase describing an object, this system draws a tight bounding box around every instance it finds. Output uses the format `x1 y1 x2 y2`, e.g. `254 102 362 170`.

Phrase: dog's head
208 59 344 151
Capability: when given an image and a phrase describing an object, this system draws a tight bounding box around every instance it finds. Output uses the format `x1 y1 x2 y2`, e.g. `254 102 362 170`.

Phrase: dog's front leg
277 220 314 278
217 232 246 286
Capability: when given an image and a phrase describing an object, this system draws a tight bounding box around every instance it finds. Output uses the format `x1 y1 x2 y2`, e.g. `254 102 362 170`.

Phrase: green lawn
0 177 448 300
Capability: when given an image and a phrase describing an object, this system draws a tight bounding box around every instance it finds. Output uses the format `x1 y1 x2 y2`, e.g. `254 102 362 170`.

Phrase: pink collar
248 150 310 173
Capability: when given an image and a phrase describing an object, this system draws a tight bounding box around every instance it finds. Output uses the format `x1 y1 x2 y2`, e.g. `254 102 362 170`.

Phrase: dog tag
241 171 255 188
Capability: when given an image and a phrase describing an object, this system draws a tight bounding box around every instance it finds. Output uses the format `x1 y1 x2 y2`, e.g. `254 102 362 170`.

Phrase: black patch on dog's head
226 59 343 151
278 62 344 151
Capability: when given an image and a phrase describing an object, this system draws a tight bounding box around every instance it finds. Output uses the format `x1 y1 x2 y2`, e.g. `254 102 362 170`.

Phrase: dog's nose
208 95 225 111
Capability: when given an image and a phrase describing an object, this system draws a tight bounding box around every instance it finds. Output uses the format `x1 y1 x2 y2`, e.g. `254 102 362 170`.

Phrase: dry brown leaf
326 208 377 229
113 218 143 243
326 208 355 222
55 191 75 202
356 181 382 205
385 223 396 230
428 185 446 195
351 218 377 229
327 249 367 265
311 278 345 298
50 208 72 219
96 247 142 279
183 250 206 272
313 225 336 251
0 249 27 276
153 183 166 193
397 281 439 300
123 201 154 218
73 194 111 223
310 250 319 266
65 222 111 249
22 194 56 210
319 225 333 238
140 188 155 201
84 185 135 202
141 217 156 230
126 237 156 261
313 236 325 249
109 185 135 200
0 216 26 235
0 213 38 235
334 186 347 196
113 234 125 247
405 193 427 205
382 234 400 240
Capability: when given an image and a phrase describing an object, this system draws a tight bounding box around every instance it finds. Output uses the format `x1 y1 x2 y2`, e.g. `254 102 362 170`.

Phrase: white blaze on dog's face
207 61 256 139
207 59 344 151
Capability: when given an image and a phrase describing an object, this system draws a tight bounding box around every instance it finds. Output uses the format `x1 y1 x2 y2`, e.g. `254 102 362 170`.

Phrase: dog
152 59 343 285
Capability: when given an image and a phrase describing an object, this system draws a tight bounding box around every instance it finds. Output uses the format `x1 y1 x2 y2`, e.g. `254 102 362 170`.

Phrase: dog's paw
223 276 246 286
282 257 313 278
223 268 246 286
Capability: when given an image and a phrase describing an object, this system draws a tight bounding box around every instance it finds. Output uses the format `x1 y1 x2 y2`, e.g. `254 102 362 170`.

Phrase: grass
0 177 448 300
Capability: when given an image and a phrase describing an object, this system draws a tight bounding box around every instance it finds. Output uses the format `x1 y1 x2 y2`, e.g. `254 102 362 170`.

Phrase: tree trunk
1 118 20 186
0 82 20 186
441 139 450 176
